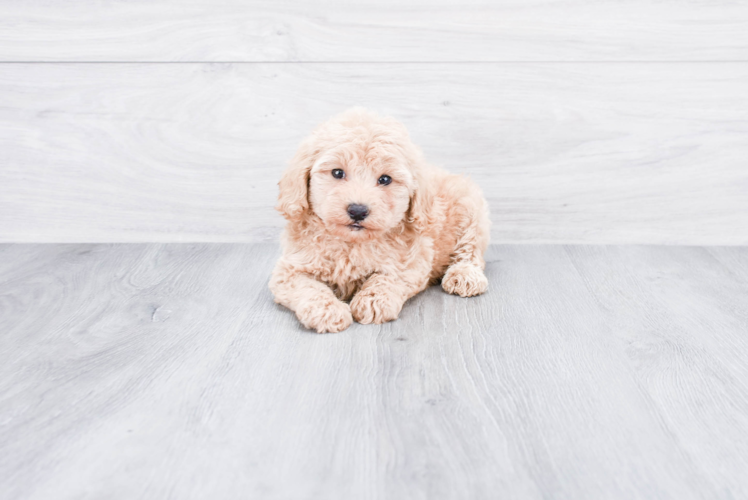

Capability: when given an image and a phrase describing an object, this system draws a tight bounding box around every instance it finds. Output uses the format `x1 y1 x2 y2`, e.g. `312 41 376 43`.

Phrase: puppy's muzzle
347 204 370 222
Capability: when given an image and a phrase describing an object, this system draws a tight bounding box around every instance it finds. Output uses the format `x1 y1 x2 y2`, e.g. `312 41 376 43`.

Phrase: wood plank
1 244 747 498
1 1 748 62
1 63 747 244
566 245 748 496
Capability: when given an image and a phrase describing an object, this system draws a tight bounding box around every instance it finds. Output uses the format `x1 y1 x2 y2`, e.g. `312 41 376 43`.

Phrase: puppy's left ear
407 159 435 233
276 138 319 220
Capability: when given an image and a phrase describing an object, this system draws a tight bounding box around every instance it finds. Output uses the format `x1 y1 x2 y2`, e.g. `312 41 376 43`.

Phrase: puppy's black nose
347 204 369 221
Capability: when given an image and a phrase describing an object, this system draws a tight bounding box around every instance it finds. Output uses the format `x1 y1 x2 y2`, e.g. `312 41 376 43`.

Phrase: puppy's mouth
347 222 366 231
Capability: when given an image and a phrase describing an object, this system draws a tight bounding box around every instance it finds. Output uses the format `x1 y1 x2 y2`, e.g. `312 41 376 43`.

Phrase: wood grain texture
0 243 747 499
1 0 748 62
1 63 747 244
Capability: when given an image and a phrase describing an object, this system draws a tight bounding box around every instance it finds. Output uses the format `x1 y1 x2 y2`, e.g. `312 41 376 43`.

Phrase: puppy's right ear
276 138 319 220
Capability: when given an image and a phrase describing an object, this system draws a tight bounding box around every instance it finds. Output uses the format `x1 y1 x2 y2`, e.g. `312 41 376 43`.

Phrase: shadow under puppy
270 108 490 333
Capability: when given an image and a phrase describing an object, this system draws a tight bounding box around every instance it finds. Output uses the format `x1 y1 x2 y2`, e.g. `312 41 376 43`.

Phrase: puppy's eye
378 175 392 186
331 169 345 179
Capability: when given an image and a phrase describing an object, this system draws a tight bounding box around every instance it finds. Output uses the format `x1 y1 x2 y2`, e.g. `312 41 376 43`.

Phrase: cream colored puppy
270 108 490 333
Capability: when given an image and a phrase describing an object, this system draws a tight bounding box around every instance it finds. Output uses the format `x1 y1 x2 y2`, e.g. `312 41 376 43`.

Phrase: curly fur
269 108 490 333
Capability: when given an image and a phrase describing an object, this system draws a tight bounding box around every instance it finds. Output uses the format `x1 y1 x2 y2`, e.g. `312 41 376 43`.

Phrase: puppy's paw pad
442 263 488 297
297 298 352 333
350 290 403 325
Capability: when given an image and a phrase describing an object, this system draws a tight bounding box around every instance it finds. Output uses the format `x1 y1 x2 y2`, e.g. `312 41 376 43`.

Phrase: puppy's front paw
350 288 403 325
442 262 488 297
296 297 352 333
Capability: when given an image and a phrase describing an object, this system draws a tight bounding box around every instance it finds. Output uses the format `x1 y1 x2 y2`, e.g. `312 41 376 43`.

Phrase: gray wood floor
1 243 747 499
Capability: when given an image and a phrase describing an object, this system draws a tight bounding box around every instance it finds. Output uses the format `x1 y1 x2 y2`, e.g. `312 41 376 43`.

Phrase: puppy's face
308 143 414 242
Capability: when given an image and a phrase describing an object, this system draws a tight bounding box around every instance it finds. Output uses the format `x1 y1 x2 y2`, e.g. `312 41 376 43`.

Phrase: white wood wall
1 1 747 244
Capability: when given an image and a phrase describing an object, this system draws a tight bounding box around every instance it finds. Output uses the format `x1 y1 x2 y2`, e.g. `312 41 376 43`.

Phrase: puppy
269 108 490 333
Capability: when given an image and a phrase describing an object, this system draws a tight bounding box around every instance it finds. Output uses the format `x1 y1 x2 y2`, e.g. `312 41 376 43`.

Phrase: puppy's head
277 108 431 241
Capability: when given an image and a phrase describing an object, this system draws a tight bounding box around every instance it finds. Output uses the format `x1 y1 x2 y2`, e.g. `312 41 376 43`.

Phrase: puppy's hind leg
441 187 490 298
